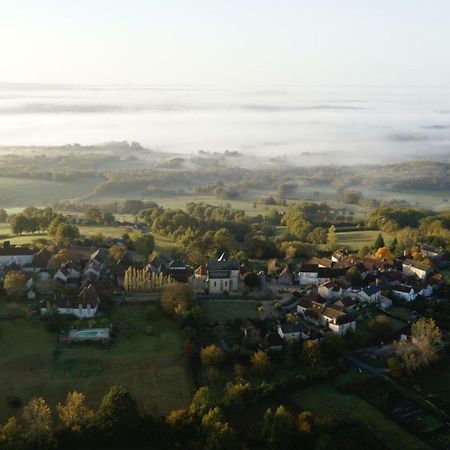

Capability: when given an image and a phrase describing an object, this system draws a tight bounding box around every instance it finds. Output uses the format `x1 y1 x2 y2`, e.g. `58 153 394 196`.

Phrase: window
214 282 217 287
224 281 228 287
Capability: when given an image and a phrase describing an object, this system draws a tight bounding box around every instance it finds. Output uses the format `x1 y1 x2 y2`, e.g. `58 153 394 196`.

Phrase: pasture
0 302 193 421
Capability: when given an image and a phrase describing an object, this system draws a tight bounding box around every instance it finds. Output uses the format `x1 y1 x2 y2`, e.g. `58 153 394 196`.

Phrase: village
0 227 447 349
0 211 449 449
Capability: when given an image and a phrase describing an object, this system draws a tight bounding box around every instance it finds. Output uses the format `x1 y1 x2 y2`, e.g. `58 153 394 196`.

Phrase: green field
290 385 431 450
0 303 193 421
0 223 177 256
202 300 258 323
0 176 102 208
337 230 394 251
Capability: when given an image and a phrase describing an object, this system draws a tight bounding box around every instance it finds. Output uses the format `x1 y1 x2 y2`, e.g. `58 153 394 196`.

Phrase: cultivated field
0 302 193 421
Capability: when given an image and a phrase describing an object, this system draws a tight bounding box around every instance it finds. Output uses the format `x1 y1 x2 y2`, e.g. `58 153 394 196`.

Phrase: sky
1 0 450 87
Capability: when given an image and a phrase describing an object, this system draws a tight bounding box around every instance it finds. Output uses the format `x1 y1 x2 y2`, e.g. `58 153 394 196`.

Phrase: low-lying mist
0 83 449 165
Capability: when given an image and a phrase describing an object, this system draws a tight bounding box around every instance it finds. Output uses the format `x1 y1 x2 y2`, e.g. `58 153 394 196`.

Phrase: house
321 306 356 335
54 263 81 286
83 260 102 279
379 296 392 309
145 256 162 274
41 282 100 318
331 249 348 263
206 254 240 294
318 281 342 300
264 332 284 351
89 248 109 267
391 284 418 302
421 245 444 260
278 266 294 284
331 297 357 314
308 257 333 268
192 264 208 292
359 284 381 303
0 243 34 267
277 323 302 341
402 259 431 281
23 248 53 272
167 260 191 283
298 264 319 286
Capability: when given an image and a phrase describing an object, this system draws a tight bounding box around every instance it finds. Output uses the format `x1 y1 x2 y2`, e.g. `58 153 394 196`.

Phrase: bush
145 325 155 336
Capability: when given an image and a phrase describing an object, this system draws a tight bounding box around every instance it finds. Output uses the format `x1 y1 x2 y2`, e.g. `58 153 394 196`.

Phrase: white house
321 306 356 335
318 281 342 301
0 244 34 267
206 254 240 294
402 259 431 281
54 265 81 285
391 285 418 302
359 285 381 303
41 282 100 318
277 323 303 341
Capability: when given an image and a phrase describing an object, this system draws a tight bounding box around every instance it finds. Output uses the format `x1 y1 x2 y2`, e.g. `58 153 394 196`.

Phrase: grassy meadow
201 299 258 323
290 385 431 450
0 302 193 422
0 223 178 256
0 176 101 208
336 230 394 251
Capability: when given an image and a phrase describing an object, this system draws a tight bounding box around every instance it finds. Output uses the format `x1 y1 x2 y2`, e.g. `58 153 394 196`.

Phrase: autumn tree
395 318 441 373
55 223 80 246
345 266 363 287
326 225 337 252
48 248 72 272
95 386 140 444
374 246 393 261
250 350 271 375
130 232 155 256
263 405 295 450
0 417 25 450
189 387 212 417
201 407 239 450
200 344 225 368
22 397 53 448
160 284 195 317
109 243 126 261
3 271 26 299
301 341 321 368
56 391 94 432
357 245 371 258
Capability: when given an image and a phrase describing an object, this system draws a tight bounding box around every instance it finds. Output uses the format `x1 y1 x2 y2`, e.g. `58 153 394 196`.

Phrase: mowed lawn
290 385 431 450
0 303 193 421
202 300 258 323
337 230 394 251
